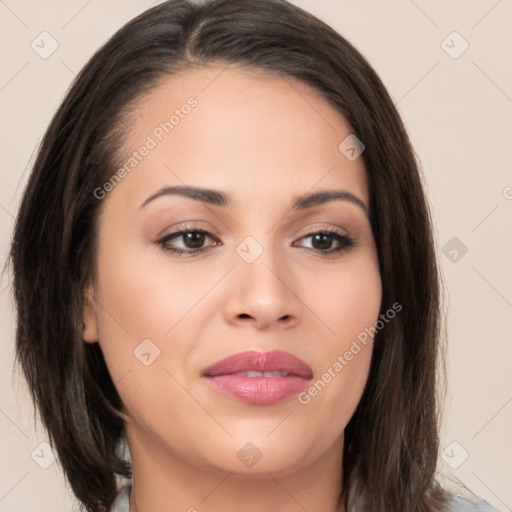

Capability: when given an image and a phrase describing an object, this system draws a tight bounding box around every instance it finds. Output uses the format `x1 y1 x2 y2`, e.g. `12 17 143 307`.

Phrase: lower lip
204 375 311 405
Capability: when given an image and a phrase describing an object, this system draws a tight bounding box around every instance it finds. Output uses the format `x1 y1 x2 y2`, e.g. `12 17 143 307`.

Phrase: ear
82 281 99 343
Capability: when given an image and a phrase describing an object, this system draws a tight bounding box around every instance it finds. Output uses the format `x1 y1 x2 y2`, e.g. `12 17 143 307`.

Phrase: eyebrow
140 185 369 216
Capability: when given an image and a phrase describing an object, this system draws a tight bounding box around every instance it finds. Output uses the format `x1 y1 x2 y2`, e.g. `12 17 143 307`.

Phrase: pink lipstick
202 350 313 405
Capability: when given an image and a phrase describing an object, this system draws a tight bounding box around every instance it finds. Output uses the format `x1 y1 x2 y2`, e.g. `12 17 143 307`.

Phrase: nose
223 246 301 331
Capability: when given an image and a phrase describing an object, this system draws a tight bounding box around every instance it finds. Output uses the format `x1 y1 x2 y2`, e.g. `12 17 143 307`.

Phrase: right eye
156 225 221 257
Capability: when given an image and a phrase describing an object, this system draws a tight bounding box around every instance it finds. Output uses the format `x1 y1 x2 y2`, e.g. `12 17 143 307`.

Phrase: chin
193 432 325 477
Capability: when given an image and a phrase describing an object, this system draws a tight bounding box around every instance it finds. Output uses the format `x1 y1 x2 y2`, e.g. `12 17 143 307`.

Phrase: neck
126 429 347 512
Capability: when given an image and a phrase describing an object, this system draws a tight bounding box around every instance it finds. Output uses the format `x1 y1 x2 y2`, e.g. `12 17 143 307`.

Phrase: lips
203 350 313 378
202 350 313 405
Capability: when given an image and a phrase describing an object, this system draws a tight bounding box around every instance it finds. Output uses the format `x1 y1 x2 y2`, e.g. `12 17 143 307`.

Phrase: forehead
107 64 369 212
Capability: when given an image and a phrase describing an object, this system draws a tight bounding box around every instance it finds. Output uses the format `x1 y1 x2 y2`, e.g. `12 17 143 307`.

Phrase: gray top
110 484 502 512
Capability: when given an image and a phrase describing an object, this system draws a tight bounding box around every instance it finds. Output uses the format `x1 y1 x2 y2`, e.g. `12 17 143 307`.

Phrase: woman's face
83 65 382 477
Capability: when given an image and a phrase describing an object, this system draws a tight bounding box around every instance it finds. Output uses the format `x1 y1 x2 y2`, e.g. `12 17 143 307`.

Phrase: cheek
91 230 226 405
318 247 382 346
93 229 209 338
302 249 381 412
91 248 197 429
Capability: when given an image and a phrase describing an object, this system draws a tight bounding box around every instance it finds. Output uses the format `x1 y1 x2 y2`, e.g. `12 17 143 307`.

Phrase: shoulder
346 479 502 512
110 482 502 512
443 495 502 512
110 484 131 512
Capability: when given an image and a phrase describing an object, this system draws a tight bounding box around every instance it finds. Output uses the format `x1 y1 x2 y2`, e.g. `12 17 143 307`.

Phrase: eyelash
156 224 356 258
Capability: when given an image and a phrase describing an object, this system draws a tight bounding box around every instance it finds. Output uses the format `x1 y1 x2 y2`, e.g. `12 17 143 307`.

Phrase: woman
9 0 501 511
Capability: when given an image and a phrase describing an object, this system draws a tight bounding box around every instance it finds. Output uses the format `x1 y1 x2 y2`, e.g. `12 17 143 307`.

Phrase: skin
82 64 382 512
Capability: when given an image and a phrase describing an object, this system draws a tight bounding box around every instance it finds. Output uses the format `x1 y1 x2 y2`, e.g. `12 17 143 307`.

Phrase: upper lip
202 350 313 379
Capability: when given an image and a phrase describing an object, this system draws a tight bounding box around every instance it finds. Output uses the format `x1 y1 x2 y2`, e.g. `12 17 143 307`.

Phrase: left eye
294 230 355 254
156 227 355 257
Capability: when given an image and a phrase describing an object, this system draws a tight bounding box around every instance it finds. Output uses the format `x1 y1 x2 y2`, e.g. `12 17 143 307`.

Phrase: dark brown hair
9 0 450 510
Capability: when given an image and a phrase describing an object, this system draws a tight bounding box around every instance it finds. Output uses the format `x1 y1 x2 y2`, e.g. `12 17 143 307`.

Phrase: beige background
1 0 511 510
